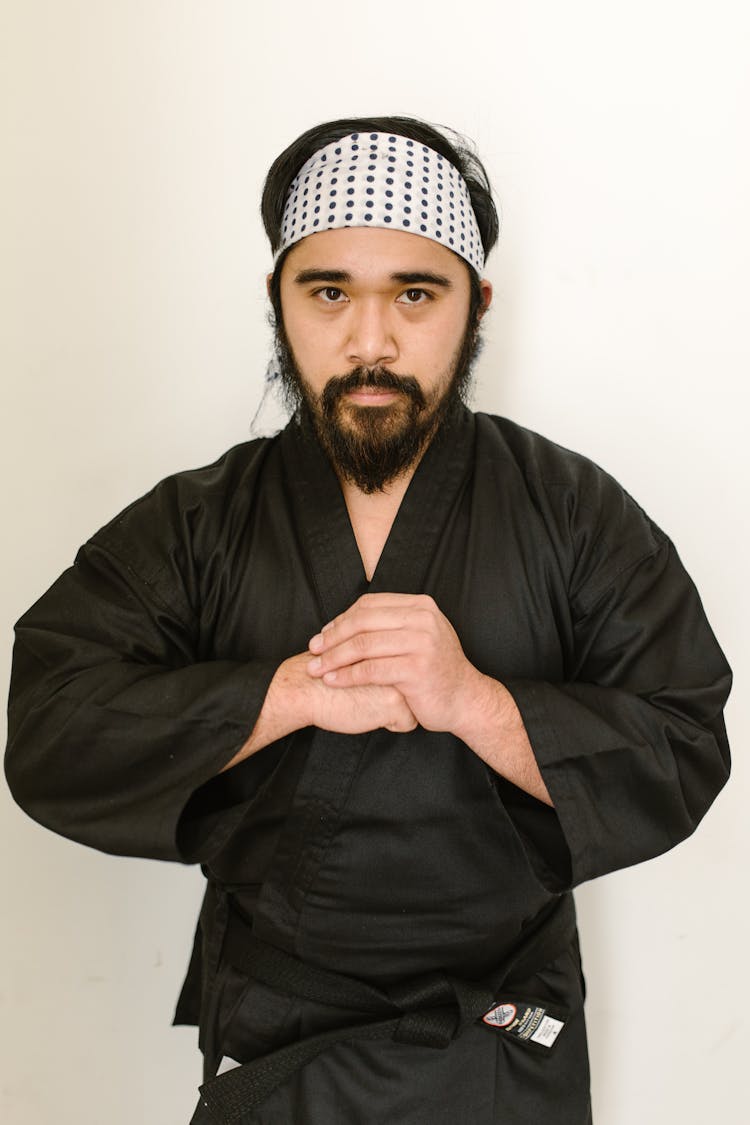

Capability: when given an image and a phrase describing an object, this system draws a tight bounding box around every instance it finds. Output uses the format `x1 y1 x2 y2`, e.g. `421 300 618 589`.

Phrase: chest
346 509 399 582
200 465 575 684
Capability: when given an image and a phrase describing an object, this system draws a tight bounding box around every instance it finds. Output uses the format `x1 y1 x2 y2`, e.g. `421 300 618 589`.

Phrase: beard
274 315 482 494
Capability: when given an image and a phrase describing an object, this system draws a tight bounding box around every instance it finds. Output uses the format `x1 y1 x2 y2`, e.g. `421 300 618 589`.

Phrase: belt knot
386 971 495 1049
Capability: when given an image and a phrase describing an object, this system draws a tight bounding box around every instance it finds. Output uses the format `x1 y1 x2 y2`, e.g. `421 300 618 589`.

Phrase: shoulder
473 412 667 608
96 434 278 538
79 434 281 605
475 412 633 494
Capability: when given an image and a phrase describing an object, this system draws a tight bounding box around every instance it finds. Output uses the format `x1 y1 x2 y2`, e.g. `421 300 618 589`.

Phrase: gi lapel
279 403 476 609
368 404 476 595
279 412 368 622
253 407 476 950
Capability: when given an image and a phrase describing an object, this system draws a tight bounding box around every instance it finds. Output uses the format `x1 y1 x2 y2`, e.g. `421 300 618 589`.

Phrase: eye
397 288 432 305
315 286 347 304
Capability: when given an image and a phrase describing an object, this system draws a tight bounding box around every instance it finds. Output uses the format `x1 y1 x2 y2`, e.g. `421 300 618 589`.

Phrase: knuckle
353 631 370 655
347 609 364 632
351 660 371 683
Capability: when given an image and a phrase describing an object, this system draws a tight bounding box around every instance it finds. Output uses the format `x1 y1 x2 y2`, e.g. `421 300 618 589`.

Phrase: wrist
221 653 316 772
452 673 551 805
266 653 319 735
451 670 528 759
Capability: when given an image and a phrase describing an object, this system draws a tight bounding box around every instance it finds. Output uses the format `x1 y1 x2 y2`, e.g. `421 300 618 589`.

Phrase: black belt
192 894 576 1124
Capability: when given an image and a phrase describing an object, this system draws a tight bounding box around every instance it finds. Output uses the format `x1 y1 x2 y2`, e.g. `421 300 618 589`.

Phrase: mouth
343 388 402 406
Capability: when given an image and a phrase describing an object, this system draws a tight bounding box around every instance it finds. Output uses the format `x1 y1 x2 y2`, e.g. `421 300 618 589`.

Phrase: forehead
281 227 470 283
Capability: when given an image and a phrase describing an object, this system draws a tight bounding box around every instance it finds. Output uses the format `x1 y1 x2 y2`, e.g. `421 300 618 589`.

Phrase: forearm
451 668 553 806
221 654 312 771
221 652 418 772
6 646 277 861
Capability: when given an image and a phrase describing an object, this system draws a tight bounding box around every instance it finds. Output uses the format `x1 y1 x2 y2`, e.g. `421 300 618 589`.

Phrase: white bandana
276 132 485 274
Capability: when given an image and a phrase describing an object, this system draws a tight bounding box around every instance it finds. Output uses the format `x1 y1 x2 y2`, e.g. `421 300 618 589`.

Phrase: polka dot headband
276 132 486 274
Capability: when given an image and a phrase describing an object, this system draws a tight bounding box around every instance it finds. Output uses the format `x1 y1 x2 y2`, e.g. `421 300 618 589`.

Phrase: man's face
274 227 492 492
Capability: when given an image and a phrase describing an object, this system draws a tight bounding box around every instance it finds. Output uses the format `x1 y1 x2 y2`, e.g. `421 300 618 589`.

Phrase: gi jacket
5 408 732 1124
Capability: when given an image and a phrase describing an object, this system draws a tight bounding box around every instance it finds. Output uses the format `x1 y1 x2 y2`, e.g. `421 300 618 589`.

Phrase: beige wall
2 2 748 1121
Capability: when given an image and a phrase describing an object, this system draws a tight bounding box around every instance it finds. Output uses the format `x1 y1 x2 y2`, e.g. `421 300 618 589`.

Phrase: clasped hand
307 592 478 734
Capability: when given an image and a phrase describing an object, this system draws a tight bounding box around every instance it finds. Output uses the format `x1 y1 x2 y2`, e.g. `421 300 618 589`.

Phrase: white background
2 2 748 1122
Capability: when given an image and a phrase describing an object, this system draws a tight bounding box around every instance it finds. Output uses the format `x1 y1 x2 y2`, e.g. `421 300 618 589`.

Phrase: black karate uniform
5 407 731 1124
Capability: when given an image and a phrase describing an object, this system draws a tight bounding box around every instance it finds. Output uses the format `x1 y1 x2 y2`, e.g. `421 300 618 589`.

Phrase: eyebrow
294 269 352 285
293 268 454 289
391 271 453 288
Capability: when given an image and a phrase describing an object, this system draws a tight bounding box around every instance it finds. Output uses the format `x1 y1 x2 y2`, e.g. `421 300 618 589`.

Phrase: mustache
321 367 426 410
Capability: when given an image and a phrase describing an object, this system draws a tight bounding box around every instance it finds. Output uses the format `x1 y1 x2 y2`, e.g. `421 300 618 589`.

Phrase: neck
339 465 419 582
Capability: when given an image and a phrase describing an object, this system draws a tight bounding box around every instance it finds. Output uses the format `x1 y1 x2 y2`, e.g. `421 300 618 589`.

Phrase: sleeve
4 522 279 865
504 469 732 892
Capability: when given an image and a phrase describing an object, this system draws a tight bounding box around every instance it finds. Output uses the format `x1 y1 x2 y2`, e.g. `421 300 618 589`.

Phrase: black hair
261 114 499 260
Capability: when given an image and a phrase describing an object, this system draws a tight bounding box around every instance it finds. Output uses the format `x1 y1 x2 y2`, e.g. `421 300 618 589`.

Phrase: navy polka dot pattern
277 133 484 274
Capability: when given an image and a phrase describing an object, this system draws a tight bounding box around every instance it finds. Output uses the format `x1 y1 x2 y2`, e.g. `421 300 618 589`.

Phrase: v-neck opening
280 406 476 620
368 405 476 593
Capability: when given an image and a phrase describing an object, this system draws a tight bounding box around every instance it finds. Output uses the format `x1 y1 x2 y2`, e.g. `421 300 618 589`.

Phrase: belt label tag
482 1000 565 1050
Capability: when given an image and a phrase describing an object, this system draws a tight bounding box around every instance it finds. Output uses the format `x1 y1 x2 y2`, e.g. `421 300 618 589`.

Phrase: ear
266 272 274 297
478 279 493 318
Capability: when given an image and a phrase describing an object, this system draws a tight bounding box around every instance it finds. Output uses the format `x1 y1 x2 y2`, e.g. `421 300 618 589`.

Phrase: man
5 117 731 1124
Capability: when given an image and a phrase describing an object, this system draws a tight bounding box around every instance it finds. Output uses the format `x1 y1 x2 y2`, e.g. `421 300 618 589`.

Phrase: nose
345 299 398 369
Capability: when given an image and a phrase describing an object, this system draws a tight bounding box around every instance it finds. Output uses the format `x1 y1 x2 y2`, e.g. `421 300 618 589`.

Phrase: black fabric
192 893 576 1123
5 407 731 1123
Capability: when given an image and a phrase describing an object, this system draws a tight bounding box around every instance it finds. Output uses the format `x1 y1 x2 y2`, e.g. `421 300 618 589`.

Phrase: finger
313 606 410 646
365 684 418 732
385 708 419 733
322 593 435 632
307 630 415 677
313 678 416 735
310 599 437 653
317 656 413 689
